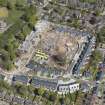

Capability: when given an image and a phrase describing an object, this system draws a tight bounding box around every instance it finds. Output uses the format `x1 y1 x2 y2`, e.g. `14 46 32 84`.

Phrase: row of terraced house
12 75 79 95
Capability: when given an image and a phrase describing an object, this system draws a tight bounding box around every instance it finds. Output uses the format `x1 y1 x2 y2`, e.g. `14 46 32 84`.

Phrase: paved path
0 100 9 105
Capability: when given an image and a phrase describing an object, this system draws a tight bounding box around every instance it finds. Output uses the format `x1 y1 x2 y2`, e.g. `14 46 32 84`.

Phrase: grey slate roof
31 77 58 90
58 82 77 87
12 75 28 84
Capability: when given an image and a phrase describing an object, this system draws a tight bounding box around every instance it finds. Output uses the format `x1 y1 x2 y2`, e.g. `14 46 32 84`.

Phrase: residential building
31 77 58 91
57 79 79 94
80 82 90 92
12 75 28 84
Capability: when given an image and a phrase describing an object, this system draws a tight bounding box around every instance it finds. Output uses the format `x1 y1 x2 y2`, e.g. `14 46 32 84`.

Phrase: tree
0 80 11 91
21 25 31 37
7 42 16 61
38 88 45 96
28 85 35 94
7 1 13 10
4 60 13 70
89 17 96 25
15 0 24 10
97 27 105 43
28 14 38 29
34 88 39 96
91 50 102 64
74 91 79 103
27 85 35 100
14 84 28 98
0 49 13 70
43 90 50 100
22 5 37 30
0 0 7 6
49 92 57 102
59 97 64 105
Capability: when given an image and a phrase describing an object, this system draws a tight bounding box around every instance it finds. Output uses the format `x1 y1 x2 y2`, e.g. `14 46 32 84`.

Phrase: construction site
29 21 88 72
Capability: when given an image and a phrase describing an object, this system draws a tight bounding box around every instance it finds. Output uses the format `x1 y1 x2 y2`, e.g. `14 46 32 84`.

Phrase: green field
0 7 8 17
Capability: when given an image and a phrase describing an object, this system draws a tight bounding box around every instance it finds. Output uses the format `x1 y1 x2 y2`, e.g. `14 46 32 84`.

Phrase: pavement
0 100 9 105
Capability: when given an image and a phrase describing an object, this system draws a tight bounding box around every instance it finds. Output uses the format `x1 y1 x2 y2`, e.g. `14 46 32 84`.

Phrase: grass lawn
0 7 8 18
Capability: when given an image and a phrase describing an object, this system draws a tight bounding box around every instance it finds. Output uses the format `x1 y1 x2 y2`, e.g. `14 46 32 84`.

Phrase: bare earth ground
35 27 79 70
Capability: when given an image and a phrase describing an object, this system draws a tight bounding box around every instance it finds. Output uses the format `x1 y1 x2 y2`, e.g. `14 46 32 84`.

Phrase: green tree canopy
97 27 105 43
